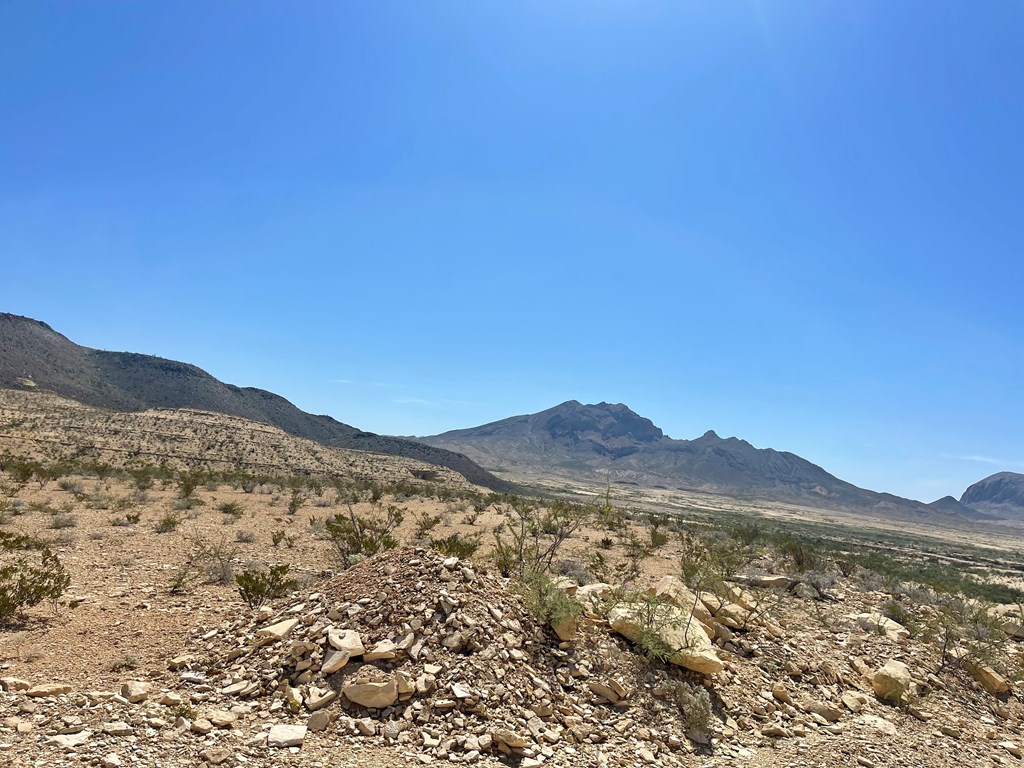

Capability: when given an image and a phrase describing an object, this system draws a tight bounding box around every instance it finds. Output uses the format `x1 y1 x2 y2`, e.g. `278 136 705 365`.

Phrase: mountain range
2 312 1018 522
0 313 512 492
419 400 1007 521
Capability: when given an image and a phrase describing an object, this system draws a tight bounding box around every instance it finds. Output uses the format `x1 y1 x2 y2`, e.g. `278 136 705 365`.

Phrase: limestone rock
327 628 365 656
46 729 92 748
872 659 912 703
493 728 529 749
343 676 398 708
120 681 151 704
307 710 331 732
857 613 910 642
607 604 723 675
550 613 577 642
26 683 72 698
268 723 307 748
257 618 299 642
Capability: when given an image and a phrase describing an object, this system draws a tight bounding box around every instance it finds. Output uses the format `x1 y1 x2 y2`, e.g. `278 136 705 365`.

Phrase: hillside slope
0 313 511 492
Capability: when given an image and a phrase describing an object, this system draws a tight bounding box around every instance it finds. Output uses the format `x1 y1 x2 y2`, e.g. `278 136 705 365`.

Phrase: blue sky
2 2 1022 502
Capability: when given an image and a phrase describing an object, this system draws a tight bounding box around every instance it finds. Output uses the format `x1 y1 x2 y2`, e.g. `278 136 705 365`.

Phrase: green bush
518 571 582 630
430 532 483 560
666 679 713 734
324 504 403 568
236 564 298 610
0 531 71 623
218 501 243 519
155 512 181 533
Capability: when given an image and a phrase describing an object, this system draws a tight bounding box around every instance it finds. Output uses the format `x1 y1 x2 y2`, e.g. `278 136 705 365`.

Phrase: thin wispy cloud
943 454 1024 468
329 378 352 384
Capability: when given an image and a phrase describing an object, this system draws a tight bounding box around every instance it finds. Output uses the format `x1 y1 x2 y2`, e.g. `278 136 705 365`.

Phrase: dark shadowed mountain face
960 472 1024 519
420 400 987 521
0 313 512 492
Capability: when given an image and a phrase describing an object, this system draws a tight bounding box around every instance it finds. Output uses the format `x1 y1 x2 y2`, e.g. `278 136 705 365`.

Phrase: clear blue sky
2 2 1022 502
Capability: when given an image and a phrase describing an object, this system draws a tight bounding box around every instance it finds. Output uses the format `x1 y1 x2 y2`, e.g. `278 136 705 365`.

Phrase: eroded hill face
0 313 512 492
0 389 466 487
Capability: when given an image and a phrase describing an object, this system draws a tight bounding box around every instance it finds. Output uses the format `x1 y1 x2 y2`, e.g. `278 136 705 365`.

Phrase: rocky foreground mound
177 547 716 766
6 548 1024 767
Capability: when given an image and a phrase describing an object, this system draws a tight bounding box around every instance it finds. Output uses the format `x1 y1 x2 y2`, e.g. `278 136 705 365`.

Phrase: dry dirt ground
3 395 1024 767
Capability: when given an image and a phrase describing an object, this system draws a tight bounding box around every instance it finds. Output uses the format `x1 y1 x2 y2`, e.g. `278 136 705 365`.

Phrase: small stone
493 728 529 749
26 683 72 698
343 677 398 708
120 681 151 704
46 730 92 749
102 721 133 736
199 747 232 765
258 618 299 641
307 711 331 732
268 723 307 748
872 659 911 703
327 628 365 656
204 709 237 728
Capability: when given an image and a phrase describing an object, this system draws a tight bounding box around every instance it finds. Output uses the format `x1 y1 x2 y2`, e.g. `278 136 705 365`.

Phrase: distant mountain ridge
0 313 512 492
960 472 1024 519
420 400 988 521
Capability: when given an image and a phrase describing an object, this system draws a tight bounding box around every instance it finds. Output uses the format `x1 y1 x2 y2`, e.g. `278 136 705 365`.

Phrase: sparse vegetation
235 564 298 610
324 504 404 568
0 531 71 623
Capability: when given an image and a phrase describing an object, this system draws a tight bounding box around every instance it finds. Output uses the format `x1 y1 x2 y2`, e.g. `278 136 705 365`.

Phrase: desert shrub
57 479 86 497
666 679 713 734
463 509 482 526
174 495 205 511
234 530 257 544
271 530 286 548
236 564 298 610
197 536 238 584
0 531 71 623
492 498 590 578
218 501 243 519
518 571 583 629
155 512 181 533
680 529 755 600
772 534 824 573
112 512 141 527
324 504 404 568
553 558 595 585
414 511 442 539
430 532 483 560
727 521 764 548
930 594 1013 674
881 599 921 637
609 591 681 663
50 514 77 530
287 490 304 515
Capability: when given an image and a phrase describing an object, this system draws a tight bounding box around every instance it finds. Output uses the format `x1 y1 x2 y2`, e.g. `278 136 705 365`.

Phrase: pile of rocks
175 548 723 765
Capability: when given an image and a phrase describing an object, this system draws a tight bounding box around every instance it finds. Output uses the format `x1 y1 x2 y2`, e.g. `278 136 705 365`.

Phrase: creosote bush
236 564 298 610
430 532 483 560
0 531 71 623
324 504 404 568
